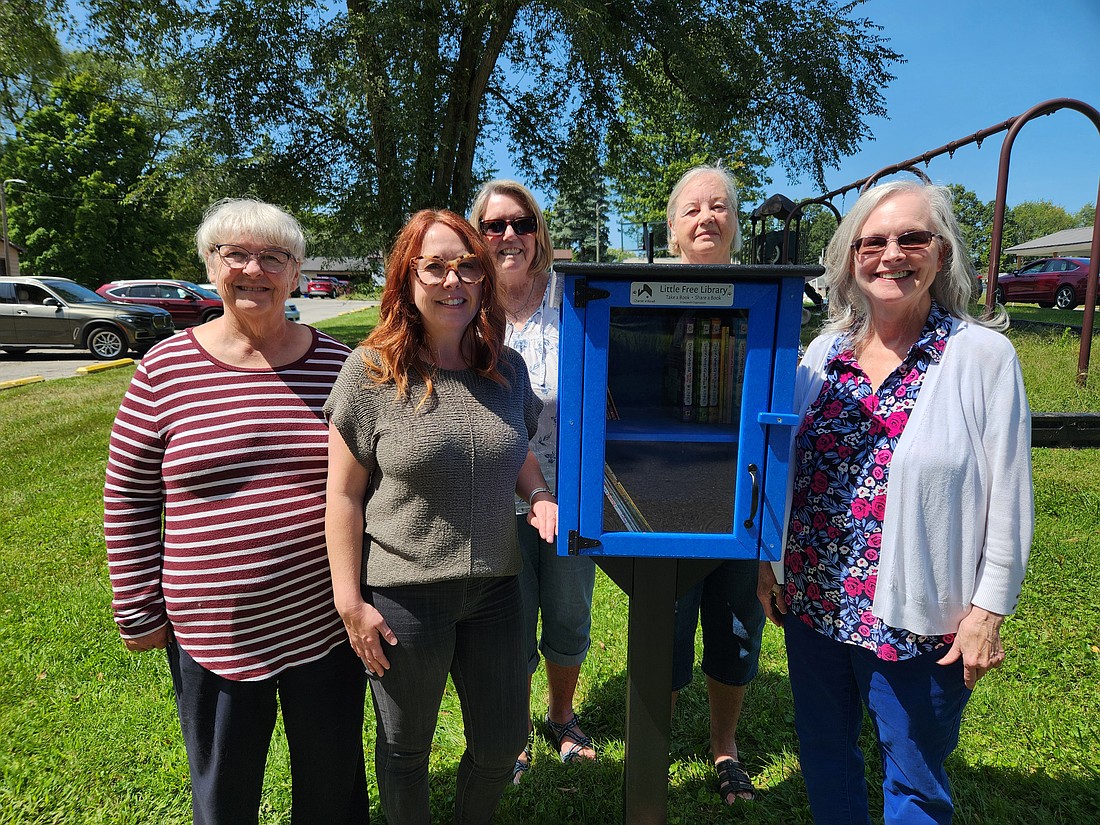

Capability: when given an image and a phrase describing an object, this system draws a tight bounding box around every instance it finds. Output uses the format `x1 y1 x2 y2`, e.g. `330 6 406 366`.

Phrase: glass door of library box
555 263 814 562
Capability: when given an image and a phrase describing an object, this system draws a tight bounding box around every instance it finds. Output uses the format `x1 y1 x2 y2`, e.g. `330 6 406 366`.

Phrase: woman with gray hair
105 198 369 824
758 180 1033 823
666 164 762 804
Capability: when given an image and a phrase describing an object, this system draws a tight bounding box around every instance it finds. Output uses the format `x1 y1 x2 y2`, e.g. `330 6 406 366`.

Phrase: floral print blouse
784 303 954 661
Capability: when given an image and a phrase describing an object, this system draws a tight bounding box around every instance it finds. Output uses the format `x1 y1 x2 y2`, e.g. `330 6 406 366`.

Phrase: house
1 237 24 277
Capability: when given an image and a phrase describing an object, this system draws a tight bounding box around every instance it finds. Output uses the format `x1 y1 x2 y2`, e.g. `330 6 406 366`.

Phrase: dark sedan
994 257 1095 310
1 276 175 359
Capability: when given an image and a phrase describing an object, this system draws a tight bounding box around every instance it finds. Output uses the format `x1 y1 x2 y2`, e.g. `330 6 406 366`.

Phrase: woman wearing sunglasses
468 180 598 782
324 209 557 825
757 180 1033 824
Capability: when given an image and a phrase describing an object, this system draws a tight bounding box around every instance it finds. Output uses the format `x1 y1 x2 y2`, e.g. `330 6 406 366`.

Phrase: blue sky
498 0 1100 246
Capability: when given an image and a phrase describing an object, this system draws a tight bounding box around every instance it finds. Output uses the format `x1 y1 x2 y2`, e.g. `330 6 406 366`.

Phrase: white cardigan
780 318 1034 636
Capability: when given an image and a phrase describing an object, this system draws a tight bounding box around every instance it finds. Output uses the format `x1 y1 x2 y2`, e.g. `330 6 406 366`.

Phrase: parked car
200 283 301 321
97 279 224 327
305 276 341 299
994 257 1095 310
0 276 175 359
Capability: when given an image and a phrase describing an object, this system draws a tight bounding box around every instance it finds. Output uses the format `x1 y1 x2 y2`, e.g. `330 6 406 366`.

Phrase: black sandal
544 712 596 763
714 758 756 803
512 726 534 785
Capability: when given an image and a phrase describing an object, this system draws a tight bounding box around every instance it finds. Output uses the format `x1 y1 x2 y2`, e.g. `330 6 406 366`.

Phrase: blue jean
672 559 764 690
166 641 369 825
516 515 595 673
784 617 972 825
365 576 528 825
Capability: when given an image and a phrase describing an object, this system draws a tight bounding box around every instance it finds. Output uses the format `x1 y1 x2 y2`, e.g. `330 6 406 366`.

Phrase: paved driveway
0 299 378 386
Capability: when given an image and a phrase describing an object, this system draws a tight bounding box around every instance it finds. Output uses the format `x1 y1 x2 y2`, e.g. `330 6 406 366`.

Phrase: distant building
1 238 24 277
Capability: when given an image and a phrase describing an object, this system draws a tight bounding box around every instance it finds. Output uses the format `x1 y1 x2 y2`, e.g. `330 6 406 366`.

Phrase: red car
994 257 1095 310
306 276 341 298
98 279 224 327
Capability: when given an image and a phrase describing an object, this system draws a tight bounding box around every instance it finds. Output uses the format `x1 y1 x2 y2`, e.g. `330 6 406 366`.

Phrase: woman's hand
122 625 169 651
756 561 787 627
938 605 1005 689
339 599 398 677
527 495 558 544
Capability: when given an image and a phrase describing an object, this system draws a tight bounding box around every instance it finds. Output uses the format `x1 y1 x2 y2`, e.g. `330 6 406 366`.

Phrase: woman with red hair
324 209 557 825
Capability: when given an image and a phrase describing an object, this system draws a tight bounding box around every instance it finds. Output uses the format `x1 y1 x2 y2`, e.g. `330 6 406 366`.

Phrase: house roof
1004 226 1094 257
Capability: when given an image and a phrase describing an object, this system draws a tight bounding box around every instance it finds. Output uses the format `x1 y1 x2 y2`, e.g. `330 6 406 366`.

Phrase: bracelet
527 486 554 505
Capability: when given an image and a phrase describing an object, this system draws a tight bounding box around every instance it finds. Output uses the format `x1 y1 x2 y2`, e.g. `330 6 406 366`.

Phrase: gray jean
364 575 527 825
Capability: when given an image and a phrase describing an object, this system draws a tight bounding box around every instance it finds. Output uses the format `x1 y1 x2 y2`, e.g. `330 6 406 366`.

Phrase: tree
1074 202 1097 228
0 66 193 285
83 0 901 251
798 203 839 266
947 184 994 268
607 47 773 255
548 173 609 262
999 200 1078 268
0 0 64 128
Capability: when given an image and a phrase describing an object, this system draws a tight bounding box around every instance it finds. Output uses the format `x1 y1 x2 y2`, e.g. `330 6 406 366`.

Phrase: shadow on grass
460 661 1100 824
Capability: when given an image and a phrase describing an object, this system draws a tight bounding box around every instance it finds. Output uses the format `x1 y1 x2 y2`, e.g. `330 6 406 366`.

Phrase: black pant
167 640 369 825
365 575 528 825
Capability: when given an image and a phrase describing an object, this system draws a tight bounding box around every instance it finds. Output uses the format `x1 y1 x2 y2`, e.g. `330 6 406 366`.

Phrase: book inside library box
602 306 750 535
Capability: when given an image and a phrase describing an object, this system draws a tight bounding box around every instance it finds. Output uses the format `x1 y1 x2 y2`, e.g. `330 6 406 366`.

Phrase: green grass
0 319 1097 823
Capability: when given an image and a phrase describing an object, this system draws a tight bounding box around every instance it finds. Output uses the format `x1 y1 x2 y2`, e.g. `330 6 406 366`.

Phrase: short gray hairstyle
195 198 306 263
666 165 743 257
821 180 1006 343
468 180 553 275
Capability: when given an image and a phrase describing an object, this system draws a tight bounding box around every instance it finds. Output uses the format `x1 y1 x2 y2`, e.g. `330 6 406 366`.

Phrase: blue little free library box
554 262 821 563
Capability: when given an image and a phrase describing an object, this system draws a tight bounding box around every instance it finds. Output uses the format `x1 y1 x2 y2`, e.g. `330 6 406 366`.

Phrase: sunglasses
479 216 539 237
851 231 941 255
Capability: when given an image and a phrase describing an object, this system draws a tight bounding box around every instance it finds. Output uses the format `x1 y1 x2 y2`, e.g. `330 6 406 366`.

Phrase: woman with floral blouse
758 180 1034 825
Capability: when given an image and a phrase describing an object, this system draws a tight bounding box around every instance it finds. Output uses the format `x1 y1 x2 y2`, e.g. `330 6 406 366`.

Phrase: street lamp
1 178 27 277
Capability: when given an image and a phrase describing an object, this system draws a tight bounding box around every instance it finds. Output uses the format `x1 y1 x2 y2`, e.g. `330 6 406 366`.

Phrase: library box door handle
743 463 760 529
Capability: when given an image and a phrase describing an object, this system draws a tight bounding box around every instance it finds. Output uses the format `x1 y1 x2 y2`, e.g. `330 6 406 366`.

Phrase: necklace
503 274 546 324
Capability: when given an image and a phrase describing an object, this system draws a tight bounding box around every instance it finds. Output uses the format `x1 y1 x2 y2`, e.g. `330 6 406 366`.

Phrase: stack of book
672 314 747 424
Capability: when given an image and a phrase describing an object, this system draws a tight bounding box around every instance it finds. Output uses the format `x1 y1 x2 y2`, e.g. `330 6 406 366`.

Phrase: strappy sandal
714 758 756 803
544 712 596 763
512 726 534 785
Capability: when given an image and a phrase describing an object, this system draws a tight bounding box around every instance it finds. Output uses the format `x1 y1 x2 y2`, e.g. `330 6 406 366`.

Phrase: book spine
681 320 695 421
697 319 711 423
719 325 730 424
708 317 722 417
732 318 748 420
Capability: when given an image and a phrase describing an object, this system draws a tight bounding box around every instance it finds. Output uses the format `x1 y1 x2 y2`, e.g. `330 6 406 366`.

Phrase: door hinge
568 530 602 555
573 280 611 308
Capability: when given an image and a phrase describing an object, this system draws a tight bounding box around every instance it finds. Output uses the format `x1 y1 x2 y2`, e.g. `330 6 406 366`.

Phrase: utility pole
1 179 27 277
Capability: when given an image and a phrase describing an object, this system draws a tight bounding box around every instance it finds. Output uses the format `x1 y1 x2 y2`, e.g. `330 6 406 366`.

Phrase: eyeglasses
478 216 539 237
215 244 294 273
851 231 941 255
411 254 487 286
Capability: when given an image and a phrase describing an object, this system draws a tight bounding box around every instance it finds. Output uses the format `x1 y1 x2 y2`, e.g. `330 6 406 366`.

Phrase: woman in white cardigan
757 180 1033 825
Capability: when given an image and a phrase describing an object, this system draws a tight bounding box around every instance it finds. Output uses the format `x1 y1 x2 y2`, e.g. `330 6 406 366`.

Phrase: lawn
0 312 1097 824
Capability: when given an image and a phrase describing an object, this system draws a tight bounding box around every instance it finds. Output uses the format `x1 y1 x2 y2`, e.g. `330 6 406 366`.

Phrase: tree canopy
0 64 192 285
76 0 901 251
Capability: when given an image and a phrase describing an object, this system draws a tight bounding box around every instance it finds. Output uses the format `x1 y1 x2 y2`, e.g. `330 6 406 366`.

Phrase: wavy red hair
362 209 508 406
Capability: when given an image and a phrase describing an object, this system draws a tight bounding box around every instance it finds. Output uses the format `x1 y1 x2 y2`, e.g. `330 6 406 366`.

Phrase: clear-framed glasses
851 231 941 255
214 243 294 273
478 216 539 237
411 254 486 286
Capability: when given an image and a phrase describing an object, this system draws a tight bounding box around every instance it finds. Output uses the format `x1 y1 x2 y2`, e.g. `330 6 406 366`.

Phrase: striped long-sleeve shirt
104 327 352 681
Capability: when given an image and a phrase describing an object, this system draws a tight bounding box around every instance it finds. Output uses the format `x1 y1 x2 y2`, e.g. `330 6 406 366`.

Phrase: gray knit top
324 346 541 587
